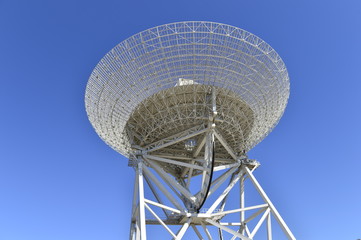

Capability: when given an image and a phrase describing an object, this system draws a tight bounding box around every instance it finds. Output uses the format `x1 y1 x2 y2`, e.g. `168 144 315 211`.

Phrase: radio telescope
85 21 295 239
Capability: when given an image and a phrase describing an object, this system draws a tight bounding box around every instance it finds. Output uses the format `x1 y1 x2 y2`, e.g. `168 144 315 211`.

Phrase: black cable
196 140 215 213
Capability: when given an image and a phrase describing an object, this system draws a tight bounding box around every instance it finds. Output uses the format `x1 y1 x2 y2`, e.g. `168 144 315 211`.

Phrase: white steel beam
131 170 139 220
143 174 169 218
144 202 177 238
146 159 196 203
129 171 140 240
191 225 204 240
219 222 242 226
174 218 192 240
213 162 240 172
210 204 268 217
249 207 270 238
142 165 184 210
214 129 238 160
197 130 215 208
135 220 140 240
205 219 251 240
244 166 296 240
144 155 205 171
267 212 272 240
230 227 251 240
240 172 245 235
201 222 213 240
152 154 195 161
137 161 147 240
206 169 243 214
211 86 217 116
245 226 252 238
185 160 195 188
144 199 182 214
193 134 206 158
199 166 238 199
244 207 267 224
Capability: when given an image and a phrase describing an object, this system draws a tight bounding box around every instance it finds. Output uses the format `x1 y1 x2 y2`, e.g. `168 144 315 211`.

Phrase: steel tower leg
130 160 147 240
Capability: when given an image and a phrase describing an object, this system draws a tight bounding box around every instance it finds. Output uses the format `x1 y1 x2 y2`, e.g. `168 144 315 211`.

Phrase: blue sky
1 0 361 239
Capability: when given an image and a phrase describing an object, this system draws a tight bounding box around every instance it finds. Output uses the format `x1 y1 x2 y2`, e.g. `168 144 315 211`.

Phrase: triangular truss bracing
128 126 295 240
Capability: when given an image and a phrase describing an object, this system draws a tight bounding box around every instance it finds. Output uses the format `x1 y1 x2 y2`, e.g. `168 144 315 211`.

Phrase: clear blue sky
0 0 360 239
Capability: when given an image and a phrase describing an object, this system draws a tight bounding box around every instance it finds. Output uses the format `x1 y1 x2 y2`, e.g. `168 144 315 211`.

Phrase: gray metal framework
85 21 294 239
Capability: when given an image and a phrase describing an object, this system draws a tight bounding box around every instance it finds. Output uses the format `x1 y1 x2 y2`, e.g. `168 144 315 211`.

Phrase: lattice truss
129 129 295 240
85 21 289 157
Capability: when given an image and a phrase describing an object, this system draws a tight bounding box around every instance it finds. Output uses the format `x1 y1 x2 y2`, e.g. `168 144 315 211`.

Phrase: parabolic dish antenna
85 21 294 239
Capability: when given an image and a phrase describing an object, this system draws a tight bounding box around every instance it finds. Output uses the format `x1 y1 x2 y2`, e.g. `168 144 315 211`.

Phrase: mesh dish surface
85 21 289 158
